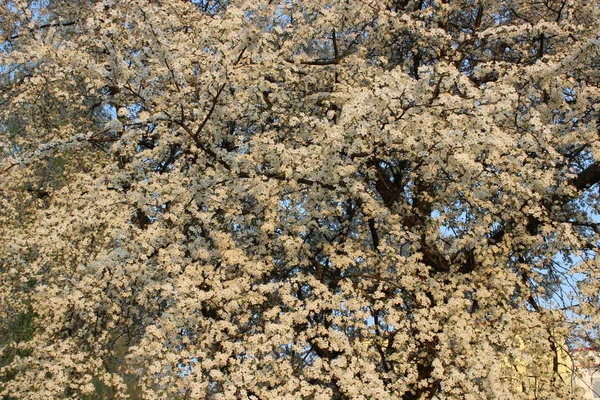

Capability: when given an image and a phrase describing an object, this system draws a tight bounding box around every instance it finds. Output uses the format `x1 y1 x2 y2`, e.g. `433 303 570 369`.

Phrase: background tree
2 0 600 398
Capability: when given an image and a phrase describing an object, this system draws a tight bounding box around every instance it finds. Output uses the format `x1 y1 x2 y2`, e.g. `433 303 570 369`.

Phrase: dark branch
571 162 600 191
284 58 339 66
9 21 77 40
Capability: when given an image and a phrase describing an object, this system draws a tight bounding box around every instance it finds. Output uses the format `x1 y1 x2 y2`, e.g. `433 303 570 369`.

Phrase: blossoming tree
2 0 600 398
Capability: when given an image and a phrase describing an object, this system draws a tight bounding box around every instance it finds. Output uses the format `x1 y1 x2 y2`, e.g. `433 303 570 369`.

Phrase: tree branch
9 21 77 40
571 162 600 192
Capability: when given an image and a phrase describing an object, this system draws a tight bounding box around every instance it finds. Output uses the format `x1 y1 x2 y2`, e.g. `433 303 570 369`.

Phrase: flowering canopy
1 0 600 398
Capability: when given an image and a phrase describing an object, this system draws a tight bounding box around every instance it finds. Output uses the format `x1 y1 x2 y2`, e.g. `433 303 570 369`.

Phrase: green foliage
1 304 33 400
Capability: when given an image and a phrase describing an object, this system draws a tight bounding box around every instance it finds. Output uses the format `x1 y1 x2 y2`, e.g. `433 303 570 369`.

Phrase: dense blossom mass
2 0 600 398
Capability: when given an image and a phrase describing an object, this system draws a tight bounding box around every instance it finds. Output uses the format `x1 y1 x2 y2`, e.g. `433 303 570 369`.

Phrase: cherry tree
2 0 600 398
